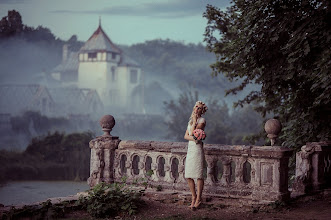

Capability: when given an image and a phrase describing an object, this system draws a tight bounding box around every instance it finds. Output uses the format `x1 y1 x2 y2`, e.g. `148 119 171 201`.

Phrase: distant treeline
0 132 92 183
0 111 99 151
0 10 248 103
0 106 264 183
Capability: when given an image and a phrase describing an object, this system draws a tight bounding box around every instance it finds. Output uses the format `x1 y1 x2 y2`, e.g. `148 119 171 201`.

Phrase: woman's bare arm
196 123 205 130
184 129 195 141
184 122 206 141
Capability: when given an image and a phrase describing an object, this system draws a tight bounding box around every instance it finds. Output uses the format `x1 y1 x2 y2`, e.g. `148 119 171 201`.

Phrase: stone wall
88 115 331 204
292 141 331 194
88 138 293 204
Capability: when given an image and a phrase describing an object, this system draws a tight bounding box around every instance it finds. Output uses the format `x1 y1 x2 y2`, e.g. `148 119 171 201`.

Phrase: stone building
0 84 103 118
0 84 54 116
52 21 144 113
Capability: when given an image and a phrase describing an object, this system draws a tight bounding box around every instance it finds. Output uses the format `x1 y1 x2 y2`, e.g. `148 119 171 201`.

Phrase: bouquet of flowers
193 129 206 141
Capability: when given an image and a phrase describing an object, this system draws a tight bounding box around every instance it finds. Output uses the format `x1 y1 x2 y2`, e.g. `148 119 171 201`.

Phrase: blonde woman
184 101 208 210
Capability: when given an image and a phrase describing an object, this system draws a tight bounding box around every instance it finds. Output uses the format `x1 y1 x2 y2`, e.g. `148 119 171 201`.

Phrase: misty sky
0 0 230 45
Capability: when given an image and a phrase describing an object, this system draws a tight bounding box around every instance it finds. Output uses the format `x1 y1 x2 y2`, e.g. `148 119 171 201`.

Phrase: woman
184 101 208 210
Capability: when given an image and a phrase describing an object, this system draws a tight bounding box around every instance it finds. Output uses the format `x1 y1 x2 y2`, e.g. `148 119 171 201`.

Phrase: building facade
53 22 144 113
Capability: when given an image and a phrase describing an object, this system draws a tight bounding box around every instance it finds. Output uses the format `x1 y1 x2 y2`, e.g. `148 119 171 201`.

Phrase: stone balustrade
293 141 331 194
87 115 331 204
89 138 293 204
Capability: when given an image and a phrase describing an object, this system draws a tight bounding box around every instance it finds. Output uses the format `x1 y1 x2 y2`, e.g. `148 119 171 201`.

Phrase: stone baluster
127 153 135 180
138 160 145 179
164 156 172 182
151 160 158 182
205 155 217 185
233 157 242 184
220 157 232 186
177 157 186 184
250 159 258 187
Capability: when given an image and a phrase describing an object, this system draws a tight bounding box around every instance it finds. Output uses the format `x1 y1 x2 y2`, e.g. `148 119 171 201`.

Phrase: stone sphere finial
99 115 115 137
264 119 282 146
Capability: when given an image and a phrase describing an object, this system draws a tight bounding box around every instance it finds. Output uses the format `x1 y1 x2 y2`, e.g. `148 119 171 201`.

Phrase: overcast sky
0 0 230 45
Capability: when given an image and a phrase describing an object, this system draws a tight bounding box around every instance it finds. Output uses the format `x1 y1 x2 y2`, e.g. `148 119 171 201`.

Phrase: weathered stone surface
112 140 294 203
87 135 121 187
88 137 330 204
264 119 282 146
250 146 293 158
293 141 331 194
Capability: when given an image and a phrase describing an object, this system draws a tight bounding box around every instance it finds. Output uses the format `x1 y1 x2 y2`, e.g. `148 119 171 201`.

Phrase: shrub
77 182 144 218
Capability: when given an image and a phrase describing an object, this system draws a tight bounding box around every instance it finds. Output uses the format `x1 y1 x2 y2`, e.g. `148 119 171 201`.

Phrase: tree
203 0 331 149
164 90 233 144
0 10 23 37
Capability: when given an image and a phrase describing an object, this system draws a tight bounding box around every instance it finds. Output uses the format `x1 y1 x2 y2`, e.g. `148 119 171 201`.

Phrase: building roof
52 24 140 74
0 84 104 116
53 52 79 72
0 84 54 115
79 25 122 54
48 87 103 115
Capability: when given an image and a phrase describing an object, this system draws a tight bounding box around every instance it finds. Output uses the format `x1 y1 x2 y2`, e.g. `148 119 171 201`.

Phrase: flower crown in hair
196 101 208 114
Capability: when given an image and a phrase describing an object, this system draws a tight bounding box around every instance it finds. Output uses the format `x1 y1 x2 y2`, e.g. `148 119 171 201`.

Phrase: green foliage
2 183 144 219
0 131 93 182
146 169 154 177
164 90 263 144
0 10 83 83
76 182 144 218
164 89 199 141
10 111 81 138
0 10 23 38
120 39 236 97
203 0 331 149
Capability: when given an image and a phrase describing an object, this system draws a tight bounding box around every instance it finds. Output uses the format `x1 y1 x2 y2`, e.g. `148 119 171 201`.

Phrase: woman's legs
195 178 204 208
186 178 196 208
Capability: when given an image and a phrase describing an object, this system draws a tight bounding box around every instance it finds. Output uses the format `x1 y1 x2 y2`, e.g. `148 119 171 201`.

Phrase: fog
0 31 259 152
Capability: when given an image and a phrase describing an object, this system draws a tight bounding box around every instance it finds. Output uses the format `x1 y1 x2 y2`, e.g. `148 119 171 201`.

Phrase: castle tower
77 21 143 112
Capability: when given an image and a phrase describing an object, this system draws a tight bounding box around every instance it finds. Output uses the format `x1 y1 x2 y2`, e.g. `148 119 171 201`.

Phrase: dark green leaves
203 0 331 149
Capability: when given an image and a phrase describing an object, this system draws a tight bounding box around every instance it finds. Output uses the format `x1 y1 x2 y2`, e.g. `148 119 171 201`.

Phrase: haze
0 0 230 45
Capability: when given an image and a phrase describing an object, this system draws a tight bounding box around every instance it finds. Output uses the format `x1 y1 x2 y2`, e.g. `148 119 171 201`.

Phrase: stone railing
87 115 330 204
293 141 331 194
113 140 293 203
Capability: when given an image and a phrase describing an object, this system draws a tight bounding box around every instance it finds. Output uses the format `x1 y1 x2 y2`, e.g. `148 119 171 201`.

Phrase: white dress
184 117 206 179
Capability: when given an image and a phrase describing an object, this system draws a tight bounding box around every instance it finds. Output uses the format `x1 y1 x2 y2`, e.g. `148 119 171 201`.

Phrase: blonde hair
188 101 208 125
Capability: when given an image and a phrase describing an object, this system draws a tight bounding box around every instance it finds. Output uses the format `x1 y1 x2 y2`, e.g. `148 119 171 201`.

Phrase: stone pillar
251 146 293 201
293 141 331 194
87 115 121 188
221 157 232 186
205 155 217 185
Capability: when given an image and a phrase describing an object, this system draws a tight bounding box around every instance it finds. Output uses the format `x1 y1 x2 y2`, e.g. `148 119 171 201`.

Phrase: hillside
0 10 251 107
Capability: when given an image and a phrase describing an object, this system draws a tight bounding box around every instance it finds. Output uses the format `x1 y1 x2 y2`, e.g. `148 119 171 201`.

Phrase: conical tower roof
79 23 121 54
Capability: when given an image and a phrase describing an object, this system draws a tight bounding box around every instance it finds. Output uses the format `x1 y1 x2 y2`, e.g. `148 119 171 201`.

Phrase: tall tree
0 10 23 37
164 90 233 144
203 0 331 149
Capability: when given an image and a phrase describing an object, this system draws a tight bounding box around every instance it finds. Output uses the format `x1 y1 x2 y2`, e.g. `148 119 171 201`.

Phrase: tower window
88 52 97 59
111 67 117 82
130 69 138 83
112 53 116 59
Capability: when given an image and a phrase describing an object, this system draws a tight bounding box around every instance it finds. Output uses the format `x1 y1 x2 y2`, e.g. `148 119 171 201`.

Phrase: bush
77 182 144 218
